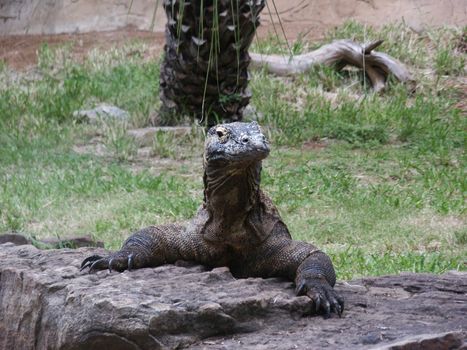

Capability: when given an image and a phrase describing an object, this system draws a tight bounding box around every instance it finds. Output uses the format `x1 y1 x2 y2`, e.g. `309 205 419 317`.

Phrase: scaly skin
81 122 344 317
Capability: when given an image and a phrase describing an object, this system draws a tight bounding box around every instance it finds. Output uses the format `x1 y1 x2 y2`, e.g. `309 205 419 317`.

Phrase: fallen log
250 39 415 92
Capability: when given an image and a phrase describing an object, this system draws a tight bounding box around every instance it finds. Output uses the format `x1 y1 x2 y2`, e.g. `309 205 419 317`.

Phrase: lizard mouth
205 145 270 165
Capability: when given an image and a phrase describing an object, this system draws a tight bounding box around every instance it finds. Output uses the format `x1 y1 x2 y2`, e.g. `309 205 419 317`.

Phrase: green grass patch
0 22 465 279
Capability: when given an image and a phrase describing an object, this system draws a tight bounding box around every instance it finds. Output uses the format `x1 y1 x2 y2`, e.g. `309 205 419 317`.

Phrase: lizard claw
80 255 104 271
108 258 114 273
330 294 344 317
128 254 134 271
323 299 331 319
310 292 321 313
89 257 111 272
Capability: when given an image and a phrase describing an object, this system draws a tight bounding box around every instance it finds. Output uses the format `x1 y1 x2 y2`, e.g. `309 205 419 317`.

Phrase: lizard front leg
246 223 344 317
81 224 222 273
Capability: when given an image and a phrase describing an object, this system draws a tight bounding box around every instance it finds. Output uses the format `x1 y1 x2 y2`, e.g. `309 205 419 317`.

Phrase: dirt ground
0 27 166 70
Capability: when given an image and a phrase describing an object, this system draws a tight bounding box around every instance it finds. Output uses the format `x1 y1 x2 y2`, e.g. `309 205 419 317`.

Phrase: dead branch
249 39 415 92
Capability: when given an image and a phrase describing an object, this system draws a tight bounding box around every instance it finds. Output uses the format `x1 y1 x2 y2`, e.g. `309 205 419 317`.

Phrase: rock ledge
0 244 465 349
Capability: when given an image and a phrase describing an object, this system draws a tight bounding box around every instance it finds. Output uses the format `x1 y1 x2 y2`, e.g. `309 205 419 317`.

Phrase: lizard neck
202 161 262 239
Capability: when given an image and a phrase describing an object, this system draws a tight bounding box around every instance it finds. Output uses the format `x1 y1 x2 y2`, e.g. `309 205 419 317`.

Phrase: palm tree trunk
159 0 265 126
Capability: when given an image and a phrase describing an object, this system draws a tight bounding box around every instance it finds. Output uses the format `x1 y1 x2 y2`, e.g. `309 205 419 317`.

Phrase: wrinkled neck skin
202 160 262 243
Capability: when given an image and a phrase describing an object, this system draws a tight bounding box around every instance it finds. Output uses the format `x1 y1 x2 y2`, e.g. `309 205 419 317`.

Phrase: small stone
39 235 104 249
361 332 383 345
371 332 465 350
243 104 263 121
73 104 130 124
199 302 222 312
0 233 30 245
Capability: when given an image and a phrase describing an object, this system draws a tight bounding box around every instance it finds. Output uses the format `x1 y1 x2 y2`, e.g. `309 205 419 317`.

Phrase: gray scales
81 121 344 317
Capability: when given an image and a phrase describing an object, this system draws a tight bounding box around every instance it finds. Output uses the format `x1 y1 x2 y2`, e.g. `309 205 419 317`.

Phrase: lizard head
204 121 270 166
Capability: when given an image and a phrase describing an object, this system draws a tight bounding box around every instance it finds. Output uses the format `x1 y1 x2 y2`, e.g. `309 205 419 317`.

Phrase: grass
0 21 465 280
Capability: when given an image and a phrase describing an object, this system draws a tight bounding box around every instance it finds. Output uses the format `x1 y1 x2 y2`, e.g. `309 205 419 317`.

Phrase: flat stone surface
39 235 105 249
73 104 130 124
0 233 104 249
0 243 465 350
0 233 29 245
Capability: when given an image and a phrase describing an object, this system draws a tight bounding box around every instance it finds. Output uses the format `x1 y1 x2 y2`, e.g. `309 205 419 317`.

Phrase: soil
0 27 165 70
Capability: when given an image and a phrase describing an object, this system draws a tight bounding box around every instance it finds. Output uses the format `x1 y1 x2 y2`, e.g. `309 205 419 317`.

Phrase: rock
371 332 465 350
127 126 192 146
242 104 263 121
38 235 104 249
73 104 130 124
0 233 29 245
0 244 465 350
0 234 104 249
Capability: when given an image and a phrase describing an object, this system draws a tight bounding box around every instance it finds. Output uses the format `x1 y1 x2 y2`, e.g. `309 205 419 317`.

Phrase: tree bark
159 0 265 126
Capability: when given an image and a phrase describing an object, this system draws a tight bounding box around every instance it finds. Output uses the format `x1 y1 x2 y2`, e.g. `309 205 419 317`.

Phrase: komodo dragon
81 122 344 316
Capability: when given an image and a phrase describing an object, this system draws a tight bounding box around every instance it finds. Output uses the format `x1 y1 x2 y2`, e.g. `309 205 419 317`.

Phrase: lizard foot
296 274 344 318
80 253 135 273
